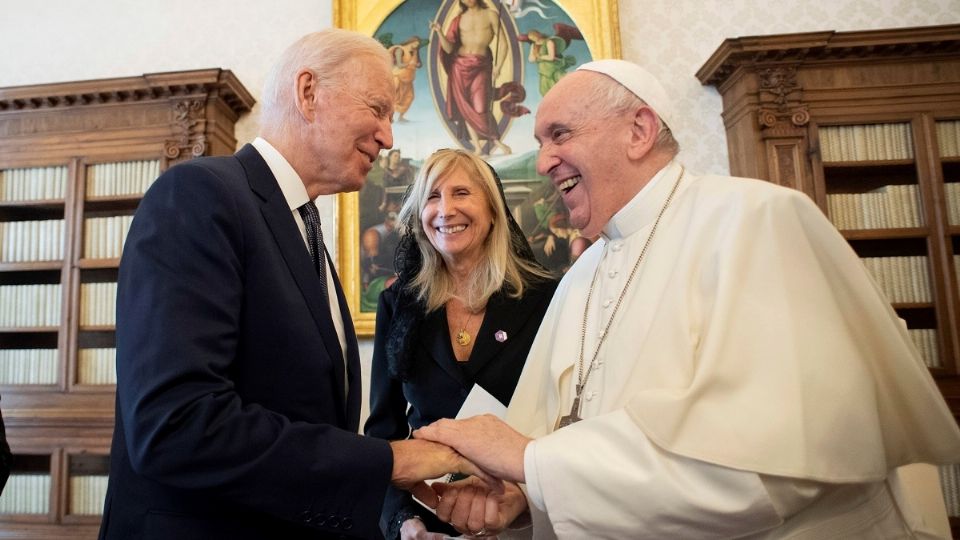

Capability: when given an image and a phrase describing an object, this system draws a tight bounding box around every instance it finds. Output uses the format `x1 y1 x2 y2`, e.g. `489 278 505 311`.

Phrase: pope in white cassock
414 59 960 539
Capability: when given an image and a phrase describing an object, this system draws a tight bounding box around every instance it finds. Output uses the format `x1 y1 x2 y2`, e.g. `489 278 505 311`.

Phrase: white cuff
522 438 546 511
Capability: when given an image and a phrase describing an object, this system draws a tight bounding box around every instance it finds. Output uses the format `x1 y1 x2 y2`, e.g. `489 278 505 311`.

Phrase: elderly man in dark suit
99 29 485 540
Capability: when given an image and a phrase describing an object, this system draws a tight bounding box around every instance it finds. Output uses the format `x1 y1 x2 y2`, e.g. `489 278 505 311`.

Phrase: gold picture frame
335 0 621 336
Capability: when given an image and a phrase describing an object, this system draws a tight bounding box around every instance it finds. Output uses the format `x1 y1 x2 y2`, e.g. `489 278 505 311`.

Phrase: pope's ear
626 106 660 160
294 69 319 122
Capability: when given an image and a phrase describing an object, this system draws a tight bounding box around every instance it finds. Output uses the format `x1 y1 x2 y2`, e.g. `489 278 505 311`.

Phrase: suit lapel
425 308 471 388
468 288 542 376
237 145 348 422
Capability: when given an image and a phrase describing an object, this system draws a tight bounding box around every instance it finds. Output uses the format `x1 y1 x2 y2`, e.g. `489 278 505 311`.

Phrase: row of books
0 348 116 386
69 475 108 515
85 160 160 198
940 464 960 517
0 474 50 514
826 185 922 230
78 348 117 385
0 166 68 202
80 282 117 327
0 349 57 385
947 183 960 226
937 120 960 159
908 328 940 368
819 123 914 162
0 284 61 328
861 256 932 304
83 215 134 260
0 219 65 263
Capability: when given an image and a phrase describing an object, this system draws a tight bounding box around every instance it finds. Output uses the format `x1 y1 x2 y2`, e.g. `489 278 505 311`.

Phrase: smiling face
534 71 635 238
305 54 395 194
420 166 495 268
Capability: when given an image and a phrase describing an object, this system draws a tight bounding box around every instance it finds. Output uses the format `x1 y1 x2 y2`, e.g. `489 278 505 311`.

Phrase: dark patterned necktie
298 200 329 304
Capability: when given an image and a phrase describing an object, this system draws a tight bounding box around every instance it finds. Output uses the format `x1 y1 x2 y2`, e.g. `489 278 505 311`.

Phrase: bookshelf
0 70 254 538
698 23 960 531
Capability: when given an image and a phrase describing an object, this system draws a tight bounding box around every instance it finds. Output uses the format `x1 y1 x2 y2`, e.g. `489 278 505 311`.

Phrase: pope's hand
433 477 529 538
413 415 530 484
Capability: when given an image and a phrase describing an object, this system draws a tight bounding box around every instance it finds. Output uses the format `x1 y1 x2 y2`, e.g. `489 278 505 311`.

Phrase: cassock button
602 299 612 308
611 241 623 252
608 270 618 278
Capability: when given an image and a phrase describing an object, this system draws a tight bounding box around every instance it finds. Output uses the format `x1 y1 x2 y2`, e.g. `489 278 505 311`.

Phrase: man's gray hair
260 29 390 135
583 73 680 156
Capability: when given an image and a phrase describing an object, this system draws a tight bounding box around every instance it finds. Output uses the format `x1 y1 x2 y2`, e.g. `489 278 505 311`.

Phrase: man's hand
433 477 529 538
413 415 530 484
390 439 502 508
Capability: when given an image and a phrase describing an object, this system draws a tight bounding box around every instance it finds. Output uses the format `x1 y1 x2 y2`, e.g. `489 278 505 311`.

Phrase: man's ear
295 69 319 122
626 106 659 160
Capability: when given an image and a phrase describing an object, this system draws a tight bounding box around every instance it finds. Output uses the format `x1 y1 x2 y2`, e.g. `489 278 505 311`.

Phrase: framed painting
335 0 621 335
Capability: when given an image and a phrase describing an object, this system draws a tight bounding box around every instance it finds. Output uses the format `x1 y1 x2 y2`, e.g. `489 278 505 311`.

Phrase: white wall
2 0 958 423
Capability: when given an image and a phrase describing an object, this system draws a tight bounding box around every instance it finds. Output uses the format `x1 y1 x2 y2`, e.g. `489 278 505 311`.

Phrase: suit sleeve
364 289 424 538
116 163 392 538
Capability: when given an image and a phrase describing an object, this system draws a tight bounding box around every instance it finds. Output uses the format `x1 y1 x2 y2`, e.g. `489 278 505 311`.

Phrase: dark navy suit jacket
100 144 392 540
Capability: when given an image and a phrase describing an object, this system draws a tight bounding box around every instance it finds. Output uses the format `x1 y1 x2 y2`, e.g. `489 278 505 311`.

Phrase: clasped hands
390 415 532 538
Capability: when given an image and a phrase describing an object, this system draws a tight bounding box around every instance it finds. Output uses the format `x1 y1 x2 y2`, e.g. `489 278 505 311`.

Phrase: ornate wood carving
757 66 809 134
164 99 207 161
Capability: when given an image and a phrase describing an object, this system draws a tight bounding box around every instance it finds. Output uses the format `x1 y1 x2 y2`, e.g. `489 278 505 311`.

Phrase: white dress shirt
250 137 348 382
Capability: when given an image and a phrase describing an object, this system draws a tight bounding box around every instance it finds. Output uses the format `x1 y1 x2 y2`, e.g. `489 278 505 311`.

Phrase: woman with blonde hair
365 149 557 539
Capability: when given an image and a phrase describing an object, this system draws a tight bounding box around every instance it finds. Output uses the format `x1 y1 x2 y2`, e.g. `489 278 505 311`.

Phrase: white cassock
506 161 960 539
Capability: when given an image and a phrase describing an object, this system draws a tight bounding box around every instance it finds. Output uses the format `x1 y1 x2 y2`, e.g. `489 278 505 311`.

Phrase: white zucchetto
577 59 675 129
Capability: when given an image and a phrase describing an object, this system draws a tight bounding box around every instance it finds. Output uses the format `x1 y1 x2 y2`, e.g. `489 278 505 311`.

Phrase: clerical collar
602 160 683 241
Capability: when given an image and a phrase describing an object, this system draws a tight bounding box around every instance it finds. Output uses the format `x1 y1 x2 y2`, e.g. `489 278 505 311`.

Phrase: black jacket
365 277 557 538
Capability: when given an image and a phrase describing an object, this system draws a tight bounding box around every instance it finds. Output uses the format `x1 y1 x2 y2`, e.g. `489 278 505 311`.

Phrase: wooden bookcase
698 23 960 527
0 69 254 538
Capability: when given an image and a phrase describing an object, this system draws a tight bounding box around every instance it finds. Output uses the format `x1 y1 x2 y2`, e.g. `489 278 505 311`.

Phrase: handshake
389 415 532 538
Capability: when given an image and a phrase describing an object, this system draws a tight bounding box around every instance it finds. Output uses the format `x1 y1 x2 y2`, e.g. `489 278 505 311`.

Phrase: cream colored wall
1 0 957 424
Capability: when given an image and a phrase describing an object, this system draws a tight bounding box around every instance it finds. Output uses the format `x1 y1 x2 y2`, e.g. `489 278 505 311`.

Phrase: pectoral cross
555 392 582 429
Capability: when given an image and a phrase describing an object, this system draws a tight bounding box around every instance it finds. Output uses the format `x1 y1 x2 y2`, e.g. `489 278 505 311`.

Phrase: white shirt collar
251 136 311 211
602 160 683 240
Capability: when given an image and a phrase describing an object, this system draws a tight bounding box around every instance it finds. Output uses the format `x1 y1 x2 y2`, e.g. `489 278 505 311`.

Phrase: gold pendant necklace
456 328 472 347
455 309 477 348
557 167 685 429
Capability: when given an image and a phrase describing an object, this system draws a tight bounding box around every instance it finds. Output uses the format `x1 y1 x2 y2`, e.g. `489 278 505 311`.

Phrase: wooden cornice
0 68 256 114
697 24 960 87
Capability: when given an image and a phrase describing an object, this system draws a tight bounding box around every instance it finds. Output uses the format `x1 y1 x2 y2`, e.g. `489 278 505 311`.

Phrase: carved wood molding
756 66 810 134
696 24 960 87
164 99 208 161
0 69 255 115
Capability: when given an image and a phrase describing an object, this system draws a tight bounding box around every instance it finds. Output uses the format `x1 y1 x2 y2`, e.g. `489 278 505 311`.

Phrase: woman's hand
400 517 448 540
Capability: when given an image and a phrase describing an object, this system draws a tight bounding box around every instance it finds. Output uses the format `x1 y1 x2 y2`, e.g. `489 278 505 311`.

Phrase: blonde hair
398 149 550 312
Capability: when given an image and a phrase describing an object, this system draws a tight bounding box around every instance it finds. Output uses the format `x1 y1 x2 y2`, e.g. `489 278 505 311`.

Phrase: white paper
455 383 507 420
